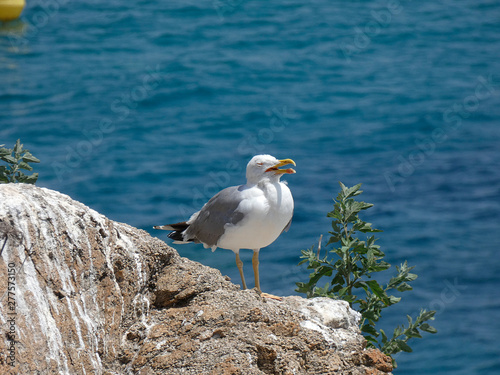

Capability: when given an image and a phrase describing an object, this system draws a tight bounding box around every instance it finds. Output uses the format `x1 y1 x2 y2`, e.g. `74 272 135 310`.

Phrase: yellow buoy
0 0 25 22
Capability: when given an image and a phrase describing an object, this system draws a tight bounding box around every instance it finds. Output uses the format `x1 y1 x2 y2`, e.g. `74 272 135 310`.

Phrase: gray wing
281 216 293 233
184 185 246 247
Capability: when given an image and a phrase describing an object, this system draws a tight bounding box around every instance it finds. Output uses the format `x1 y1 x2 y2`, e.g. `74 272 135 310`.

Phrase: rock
362 349 394 374
0 184 393 374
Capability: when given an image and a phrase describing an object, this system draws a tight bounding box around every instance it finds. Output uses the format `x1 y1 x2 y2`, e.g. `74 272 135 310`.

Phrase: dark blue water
1 1 500 373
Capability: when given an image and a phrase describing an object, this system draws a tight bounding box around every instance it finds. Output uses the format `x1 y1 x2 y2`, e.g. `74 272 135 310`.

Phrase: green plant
0 139 40 184
296 182 436 367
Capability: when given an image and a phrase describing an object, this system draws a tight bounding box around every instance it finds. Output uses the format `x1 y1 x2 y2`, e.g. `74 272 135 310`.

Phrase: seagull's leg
235 251 247 290
252 249 283 301
252 249 261 293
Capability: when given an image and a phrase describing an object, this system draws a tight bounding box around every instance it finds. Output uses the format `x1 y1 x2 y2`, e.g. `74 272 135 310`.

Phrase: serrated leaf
366 280 389 303
420 323 438 334
407 315 413 325
338 286 349 297
363 309 380 322
339 181 348 192
357 201 374 211
13 139 23 156
397 282 413 292
331 273 345 286
308 265 333 285
406 272 418 282
358 221 382 233
331 284 343 293
395 339 412 352
345 183 363 198
361 324 379 337
327 234 341 245
327 211 343 221
371 261 391 272
380 329 388 344
1 155 16 164
22 173 38 184
419 310 436 322
388 295 401 305
393 325 403 338
18 161 33 171
22 153 40 163
353 280 368 290
405 327 422 339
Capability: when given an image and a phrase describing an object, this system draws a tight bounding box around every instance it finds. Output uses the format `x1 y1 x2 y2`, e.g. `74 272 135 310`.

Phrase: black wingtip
155 221 193 243
167 231 186 242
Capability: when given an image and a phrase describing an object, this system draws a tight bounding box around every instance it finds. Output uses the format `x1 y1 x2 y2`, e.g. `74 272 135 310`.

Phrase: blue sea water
1 0 500 373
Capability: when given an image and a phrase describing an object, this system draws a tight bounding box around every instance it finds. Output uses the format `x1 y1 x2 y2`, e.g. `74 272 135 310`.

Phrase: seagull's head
246 154 296 184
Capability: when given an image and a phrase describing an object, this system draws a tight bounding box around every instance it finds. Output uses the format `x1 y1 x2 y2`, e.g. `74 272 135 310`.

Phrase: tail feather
153 221 192 243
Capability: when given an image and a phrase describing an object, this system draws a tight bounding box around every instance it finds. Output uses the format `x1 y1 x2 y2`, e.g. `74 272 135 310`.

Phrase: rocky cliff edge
0 184 392 374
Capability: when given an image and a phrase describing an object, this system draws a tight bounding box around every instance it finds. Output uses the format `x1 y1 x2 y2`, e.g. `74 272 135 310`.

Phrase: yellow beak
266 158 296 174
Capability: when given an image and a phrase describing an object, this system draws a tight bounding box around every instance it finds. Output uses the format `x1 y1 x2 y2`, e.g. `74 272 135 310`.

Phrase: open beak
266 158 296 174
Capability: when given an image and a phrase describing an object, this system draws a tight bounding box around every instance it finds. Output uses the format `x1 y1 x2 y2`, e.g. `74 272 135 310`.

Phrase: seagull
154 154 296 299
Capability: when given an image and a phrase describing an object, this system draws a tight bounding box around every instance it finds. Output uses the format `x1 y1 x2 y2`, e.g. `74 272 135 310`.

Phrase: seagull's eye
257 162 263 166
